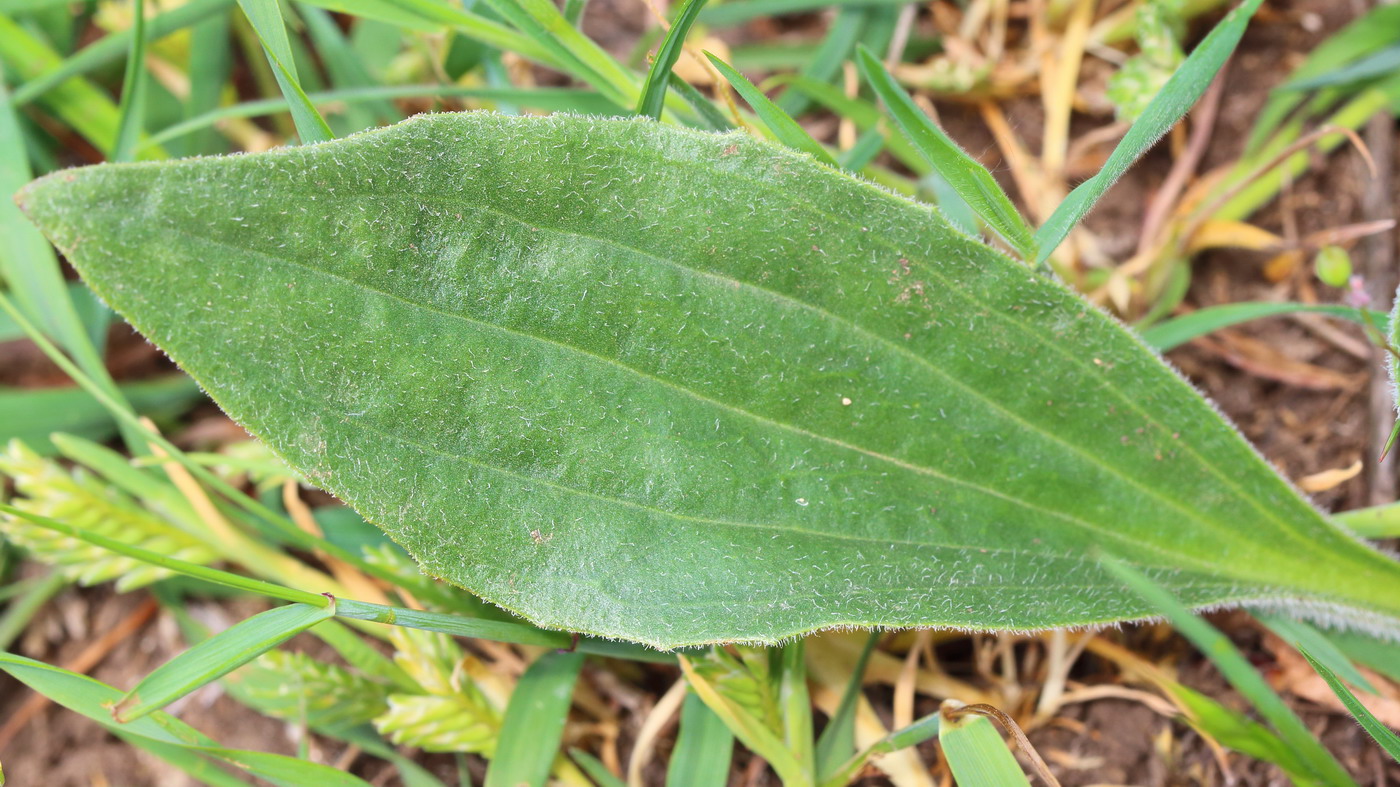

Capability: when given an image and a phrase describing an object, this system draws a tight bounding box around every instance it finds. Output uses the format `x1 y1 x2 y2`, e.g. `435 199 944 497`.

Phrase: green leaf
1138 302 1388 352
1163 682 1314 779
484 650 584 787
115 602 336 722
705 52 837 166
667 692 734 787
814 632 877 780
1299 647 1400 763
937 706 1032 787
1100 555 1357 786
570 748 627 787
0 652 371 787
0 377 203 455
1034 0 1265 264
235 0 335 143
636 0 709 120
111 0 151 162
854 45 1035 258
18 112 1400 649
1256 613 1377 695
1283 42 1400 92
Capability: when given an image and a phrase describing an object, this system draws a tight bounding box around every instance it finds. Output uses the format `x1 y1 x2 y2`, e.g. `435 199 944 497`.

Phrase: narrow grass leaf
1325 629 1400 685
1284 43 1400 92
667 692 734 787
1300 648 1400 762
938 707 1032 787
234 0 334 143
1100 555 1357 786
854 45 1035 258
779 640 816 777
678 655 808 784
111 0 150 162
478 0 636 107
107 730 253 787
183 6 232 155
300 5 399 133
10 0 234 108
1034 0 1265 264
1138 302 1387 352
570 749 626 787
1164 682 1313 779
668 73 736 130
0 653 371 787
767 73 928 174
115 602 336 722
484 650 584 787
0 376 202 455
698 0 907 26
814 632 878 781
776 6 865 116
636 0 709 119
1256 613 1377 694
705 52 836 165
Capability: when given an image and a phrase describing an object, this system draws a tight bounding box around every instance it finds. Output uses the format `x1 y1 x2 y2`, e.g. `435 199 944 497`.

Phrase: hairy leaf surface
18 113 1400 648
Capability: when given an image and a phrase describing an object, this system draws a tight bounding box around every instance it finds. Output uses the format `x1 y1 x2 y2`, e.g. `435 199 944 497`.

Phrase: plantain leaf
16 112 1400 649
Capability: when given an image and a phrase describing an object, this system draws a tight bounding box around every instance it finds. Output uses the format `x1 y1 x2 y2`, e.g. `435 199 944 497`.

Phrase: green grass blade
636 0 709 119
780 640 816 778
484 650 585 787
698 0 906 26
1300 648 1400 763
667 692 734 787
814 632 877 781
776 6 865 116
1256 613 1377 694
1164 682 1314 778
1284 43 1400 92
234 0 334 143
0 376 203 455
668 72 735 130
1034 0 1264 264
854 45 1035 258
1325 629 1400 685
111 0 150 162
299 4 399 132
705 52 837 165
937 706 1032 787
10 0 235 108
183 5 232 155
108 729 253 787
1100 555 1358 786
1335 502 1400 539
0 653 371 787
115 602 336 722
1138 302 1388 352
570 748 626 787
767 73 928 174
478 0 636 107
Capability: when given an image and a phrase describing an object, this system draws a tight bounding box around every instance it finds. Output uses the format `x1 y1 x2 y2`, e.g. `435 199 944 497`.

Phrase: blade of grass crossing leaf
705 52 836 166
1300 648 1400 762
1100 555 1358 786
780 640 816 778
112 0 150 162
1034 0 1265 264
636 0 709 119
1138 302 1388 352
484 650 585 787
115 602 336 722
234 0 334 142
814 632 878 781
1256 613 1377 694
938 708 1033 787
570 749 626 787
0 653 371 787
667 692 734 787
776 6 865 116
854 45 1035 258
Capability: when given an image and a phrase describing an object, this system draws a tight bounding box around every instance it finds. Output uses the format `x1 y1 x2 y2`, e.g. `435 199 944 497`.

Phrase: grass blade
570 749 626 787
183 5 233 156
1138 302 1387 352
484 650 585 787
1284 42 1400 92
780 640 816 778
1256 613 1377 694
234 0 334 142
1325 629 1400 684
1100 555 1358 786
776 6 865 116
0 376 203 455
636 0 709 120
1034 0 1265 264
937 704 1033 787
854 45 1036 258
111 0 150 162
1164 682 1313 778
814 632 877 781
115 602 336 722
1299 648 1400 762
678 654 807 784
0 653 371 786
667 692 734 786
705 52 837 166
